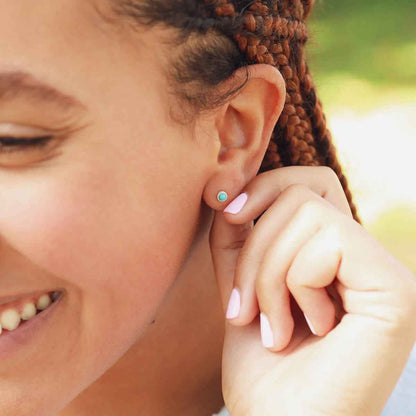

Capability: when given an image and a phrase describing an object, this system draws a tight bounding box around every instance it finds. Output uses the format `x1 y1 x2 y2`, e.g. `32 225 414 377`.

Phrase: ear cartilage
217 191 228 202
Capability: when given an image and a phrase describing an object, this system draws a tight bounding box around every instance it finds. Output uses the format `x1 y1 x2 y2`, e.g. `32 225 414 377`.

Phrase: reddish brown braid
207 0 361 224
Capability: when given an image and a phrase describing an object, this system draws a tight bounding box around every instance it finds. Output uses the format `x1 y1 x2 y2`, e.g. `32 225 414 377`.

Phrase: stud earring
217 191 228 202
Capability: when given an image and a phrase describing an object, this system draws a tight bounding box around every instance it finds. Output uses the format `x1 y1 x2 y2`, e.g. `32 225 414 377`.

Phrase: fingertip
225 292 259 326
260 312 275 348
304 312 317 335
223 192 248 215
225 287 241 320
260 313 295 352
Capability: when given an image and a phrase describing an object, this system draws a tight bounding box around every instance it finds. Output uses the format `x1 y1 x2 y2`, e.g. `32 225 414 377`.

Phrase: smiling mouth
0 290 63 334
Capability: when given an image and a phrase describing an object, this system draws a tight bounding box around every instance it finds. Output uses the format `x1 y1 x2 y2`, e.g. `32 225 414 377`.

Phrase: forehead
0 0 172 111
0 0 120 59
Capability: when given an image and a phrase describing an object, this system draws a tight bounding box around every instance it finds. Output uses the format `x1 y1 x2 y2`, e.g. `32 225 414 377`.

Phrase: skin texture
0 1 283 415
3 2 415 416
212 169 416 415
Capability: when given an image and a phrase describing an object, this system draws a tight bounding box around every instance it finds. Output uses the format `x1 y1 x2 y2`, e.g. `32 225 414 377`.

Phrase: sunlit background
308 0 416 274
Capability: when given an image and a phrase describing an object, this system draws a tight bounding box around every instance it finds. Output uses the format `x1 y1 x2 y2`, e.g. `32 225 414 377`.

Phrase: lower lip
0 291 65 360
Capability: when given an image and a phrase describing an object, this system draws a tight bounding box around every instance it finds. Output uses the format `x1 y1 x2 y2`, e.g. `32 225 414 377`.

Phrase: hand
209 166 416 416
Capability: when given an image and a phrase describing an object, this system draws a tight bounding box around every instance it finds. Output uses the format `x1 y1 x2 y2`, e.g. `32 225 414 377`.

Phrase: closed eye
0 136 54 153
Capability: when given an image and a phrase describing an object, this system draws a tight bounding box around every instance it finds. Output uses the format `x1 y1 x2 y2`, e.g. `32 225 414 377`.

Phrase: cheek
0 152 201 332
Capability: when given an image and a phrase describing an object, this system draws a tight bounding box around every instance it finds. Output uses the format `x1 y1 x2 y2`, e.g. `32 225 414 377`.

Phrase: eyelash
0 136 54 154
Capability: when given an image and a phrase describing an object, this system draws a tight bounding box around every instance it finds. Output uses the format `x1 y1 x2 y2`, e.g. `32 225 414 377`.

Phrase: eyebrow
0 71 86 111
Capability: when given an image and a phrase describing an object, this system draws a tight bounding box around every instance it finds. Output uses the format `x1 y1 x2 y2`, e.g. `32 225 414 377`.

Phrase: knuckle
384 282 416 334
280 183 310 199
324 221 342 236
390 263 416 309
255 272 268 294
320 166 339 183
255 272 276 304
286 268 298 291
287 258 311 291
296 198 321 218
322 223 344 250
388 303 414 333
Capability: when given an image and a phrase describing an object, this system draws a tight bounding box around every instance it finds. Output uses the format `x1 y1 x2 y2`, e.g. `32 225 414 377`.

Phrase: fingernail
304 312 317 335
260 312 274 348
226 288 241 319
223 193 248 214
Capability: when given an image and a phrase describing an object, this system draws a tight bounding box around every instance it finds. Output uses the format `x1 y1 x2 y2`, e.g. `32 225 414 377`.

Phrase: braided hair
113 0 361 224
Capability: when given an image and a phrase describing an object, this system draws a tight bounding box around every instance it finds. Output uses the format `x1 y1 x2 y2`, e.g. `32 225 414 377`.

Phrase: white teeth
20 302 37 320
1 309 21 331
36 294 51 310
0 292 58 334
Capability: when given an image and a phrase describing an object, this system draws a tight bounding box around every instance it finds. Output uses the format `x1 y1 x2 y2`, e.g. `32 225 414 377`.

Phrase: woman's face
0 1 215 413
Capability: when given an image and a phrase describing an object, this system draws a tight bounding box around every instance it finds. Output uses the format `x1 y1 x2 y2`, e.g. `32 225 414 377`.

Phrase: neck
59 206 225 416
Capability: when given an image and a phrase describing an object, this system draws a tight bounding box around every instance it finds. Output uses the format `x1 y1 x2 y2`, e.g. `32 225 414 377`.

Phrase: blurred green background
308 0 416 109
306 0 416 273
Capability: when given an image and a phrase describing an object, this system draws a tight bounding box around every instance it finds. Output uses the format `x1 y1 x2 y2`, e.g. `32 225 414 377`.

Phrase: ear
202 63 286 210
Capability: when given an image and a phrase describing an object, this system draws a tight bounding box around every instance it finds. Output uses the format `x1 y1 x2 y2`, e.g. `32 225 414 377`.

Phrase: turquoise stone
217 192 228 201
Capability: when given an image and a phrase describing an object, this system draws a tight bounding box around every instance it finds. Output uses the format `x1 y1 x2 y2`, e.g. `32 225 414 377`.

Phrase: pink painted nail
226 288 241 319
223 192 248 214
304 312 317 335
260 312 274 348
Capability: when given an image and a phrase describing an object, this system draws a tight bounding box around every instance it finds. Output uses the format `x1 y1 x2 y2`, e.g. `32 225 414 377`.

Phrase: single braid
206 0 361 224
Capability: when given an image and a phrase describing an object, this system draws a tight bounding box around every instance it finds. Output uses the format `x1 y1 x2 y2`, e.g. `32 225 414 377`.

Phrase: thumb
209 209 254 315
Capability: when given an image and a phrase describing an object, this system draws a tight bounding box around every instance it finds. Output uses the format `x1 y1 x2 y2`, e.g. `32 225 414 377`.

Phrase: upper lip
0 288 62 306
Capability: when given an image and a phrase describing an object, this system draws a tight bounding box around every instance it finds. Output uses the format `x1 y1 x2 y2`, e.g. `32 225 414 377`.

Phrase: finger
255 199 335 351
222 165 350 327
222 166 351 326
209 209 254 314
227 185 336 327
286 224 342 338
223 166 353 225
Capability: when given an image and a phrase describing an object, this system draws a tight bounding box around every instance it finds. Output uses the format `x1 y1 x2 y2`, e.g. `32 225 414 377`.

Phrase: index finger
223 166 353 223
